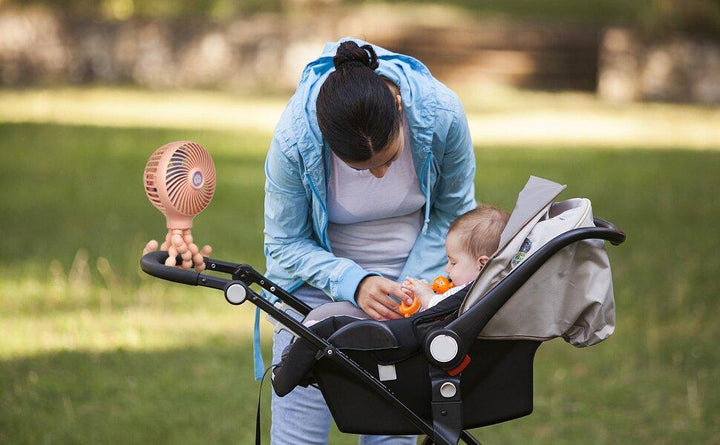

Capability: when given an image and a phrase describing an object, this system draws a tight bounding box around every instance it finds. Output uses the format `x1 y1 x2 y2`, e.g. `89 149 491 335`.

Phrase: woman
264 38 476 444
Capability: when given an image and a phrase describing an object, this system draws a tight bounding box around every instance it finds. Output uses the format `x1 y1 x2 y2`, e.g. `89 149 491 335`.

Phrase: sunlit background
1 0 718 443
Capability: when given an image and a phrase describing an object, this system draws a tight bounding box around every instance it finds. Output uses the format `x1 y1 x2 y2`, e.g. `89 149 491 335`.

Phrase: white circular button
225 283 247 305
440 382 457 398
429 334 458 363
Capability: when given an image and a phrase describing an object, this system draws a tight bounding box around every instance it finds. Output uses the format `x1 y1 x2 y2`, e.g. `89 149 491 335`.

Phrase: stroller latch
430 367 464 445
448 355 472 376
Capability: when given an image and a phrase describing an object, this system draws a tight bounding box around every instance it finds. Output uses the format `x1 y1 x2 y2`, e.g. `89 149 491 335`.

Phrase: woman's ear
477 256 489 270
396 94 402 113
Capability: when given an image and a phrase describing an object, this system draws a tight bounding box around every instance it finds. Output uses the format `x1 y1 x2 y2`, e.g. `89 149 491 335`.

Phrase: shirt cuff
336 264 380 305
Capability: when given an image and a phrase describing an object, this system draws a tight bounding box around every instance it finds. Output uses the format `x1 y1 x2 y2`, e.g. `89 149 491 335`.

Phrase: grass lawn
0 88 718 443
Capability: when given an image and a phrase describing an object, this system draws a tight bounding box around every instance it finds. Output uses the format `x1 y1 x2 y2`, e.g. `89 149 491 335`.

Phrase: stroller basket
140 177 625 445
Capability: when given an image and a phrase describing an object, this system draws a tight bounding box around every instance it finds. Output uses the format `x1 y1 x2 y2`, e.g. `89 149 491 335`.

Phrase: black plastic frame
140 217 625 445
140 253 450 440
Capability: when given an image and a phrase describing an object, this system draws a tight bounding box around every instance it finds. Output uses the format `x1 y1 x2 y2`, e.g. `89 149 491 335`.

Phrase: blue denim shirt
263 38 476 303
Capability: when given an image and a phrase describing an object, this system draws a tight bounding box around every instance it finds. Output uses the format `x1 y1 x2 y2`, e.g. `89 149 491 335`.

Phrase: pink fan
144 141 215 270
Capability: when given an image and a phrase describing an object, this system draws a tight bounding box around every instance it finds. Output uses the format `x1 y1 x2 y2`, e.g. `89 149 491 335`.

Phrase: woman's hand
355 276 414 321
142 229 212 271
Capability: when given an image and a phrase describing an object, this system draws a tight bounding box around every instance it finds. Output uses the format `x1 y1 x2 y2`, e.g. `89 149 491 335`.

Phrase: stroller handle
140 251 230 289
140 251 313 316
593 217 626 245
141 251 204 286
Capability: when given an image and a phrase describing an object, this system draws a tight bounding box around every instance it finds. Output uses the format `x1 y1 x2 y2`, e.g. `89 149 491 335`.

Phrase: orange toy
398 297 421 318
432 276 454 294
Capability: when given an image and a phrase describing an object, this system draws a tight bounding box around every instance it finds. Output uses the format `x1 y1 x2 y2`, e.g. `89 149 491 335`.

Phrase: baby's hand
402 277 434 308
402 277 430 292
143 229 212 271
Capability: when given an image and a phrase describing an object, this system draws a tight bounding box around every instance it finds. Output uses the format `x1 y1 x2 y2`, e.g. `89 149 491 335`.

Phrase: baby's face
444 232 482 286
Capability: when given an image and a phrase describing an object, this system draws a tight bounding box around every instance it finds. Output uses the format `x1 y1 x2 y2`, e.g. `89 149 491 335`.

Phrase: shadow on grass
2 337 714 444
0 342 270 444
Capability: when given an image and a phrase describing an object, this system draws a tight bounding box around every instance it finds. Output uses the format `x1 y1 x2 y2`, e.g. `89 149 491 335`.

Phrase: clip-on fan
143 141 215 271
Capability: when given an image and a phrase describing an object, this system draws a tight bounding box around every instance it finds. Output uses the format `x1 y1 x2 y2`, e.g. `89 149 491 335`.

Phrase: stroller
141 176 625 444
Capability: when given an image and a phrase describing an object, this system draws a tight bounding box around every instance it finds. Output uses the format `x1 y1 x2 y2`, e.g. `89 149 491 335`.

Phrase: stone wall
0 5 602 92
598 28 720 103
1 5 718 102
0 7 309 89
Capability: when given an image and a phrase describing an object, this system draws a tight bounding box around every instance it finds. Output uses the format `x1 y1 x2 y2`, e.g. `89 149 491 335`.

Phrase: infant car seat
141 176 625 445
270 176 623 444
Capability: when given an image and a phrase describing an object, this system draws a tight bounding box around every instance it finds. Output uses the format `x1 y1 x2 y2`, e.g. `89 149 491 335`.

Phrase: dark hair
316 41 401 163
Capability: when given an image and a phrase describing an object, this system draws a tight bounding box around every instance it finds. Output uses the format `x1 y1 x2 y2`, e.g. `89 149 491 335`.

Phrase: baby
402 204 509 310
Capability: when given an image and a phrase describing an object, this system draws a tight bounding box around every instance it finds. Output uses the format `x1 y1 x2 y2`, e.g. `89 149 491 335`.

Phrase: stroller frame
141 218 625 444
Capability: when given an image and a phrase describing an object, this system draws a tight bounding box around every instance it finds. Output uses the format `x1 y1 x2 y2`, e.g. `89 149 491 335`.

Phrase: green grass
1 92 718 443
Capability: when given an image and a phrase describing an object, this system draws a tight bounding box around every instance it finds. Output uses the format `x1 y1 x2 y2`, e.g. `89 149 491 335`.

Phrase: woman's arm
400 91 477 280
264 135 370 301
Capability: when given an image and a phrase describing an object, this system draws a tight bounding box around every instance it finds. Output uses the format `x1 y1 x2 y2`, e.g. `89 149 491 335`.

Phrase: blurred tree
5 0 717 36
4 0 284 21
5 0 719 36
641 0 720 37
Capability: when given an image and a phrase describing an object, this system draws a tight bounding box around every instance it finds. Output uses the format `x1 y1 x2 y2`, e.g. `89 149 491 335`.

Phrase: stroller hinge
315 346 335 360
430 367 463 445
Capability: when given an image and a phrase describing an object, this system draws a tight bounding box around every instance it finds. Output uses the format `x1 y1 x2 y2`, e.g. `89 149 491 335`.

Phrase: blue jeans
270 285 417 445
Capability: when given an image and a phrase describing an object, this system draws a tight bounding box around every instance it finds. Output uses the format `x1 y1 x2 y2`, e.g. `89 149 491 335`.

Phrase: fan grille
143 141 216 218
144 150 166 213
166 142 215 215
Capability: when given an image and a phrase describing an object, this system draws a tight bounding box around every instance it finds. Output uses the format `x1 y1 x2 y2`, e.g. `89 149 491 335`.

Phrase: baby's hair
448 204 510 259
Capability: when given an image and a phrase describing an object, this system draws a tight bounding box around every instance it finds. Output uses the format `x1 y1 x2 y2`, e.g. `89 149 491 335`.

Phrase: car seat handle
427 218 626 372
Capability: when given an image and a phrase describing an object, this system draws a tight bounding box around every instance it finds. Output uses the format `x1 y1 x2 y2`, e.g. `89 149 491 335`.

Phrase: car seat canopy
461 176 616 346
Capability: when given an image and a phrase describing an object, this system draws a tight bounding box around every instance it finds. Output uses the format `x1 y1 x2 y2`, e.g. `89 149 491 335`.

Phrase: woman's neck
381 77 400 96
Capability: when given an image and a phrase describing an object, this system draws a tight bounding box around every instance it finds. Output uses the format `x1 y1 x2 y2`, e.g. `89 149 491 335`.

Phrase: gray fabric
303 301 370 327
498 175 566 248
461 177 616 347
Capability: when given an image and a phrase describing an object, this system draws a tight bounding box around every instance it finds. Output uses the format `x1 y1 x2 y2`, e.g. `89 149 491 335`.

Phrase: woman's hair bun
333 41 379 70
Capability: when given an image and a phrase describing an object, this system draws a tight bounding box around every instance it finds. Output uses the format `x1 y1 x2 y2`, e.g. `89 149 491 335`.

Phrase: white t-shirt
427 283 469 309
327 121 425 278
